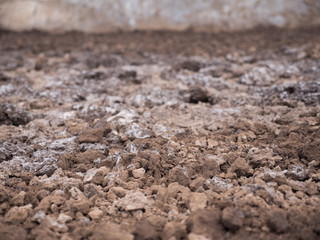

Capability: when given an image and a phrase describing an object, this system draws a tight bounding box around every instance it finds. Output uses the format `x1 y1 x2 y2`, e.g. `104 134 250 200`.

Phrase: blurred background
0 0 320 33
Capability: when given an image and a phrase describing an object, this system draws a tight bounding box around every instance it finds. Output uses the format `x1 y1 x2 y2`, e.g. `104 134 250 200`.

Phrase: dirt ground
0 27 319 240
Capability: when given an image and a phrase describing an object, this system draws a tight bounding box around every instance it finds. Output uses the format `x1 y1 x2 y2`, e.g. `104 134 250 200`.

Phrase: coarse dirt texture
0 28 319 240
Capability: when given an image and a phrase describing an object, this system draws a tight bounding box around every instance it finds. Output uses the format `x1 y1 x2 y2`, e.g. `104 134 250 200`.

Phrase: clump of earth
0 28 319 240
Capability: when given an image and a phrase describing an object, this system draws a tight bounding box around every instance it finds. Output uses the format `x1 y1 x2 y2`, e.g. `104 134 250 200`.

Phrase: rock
115 191 149 211
120 123 153 140
84 184 102 198
0 103 32 126
260 169 287 185
0 223 27 240
83 167 109 184
69 187 92 214
188 233 211 240
10 191 26 206
111 187 128 198
286 164 309 181
195 137 207 148
188 192 208 212
4 204 32 223
132 168 145 179
186 208 223 238
133 220 160 240
78 128 103 143
175 60 202 72
75 150 105 164
168 166 189 187
36 165 57 177
72 200 91 214
185 86 211 104
230 158 253 177
45 216 68 233
0 185 9 203
0 142 19 163
89 222 134 240
189 177 205 191
239 66 276 86
267 209 289 233
32 210 46 223
207 139 218 149
57 213 73 224
88 208 104 221
221 207 244 232
162 222 187 240
166 182 191 203
30 99 50 109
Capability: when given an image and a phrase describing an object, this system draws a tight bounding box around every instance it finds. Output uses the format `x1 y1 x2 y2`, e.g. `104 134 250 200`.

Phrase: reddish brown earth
0 28 319 240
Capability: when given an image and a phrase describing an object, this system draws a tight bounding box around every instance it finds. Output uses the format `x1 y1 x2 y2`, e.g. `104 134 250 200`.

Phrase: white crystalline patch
0 84 16 95
263 169 287 178
239 66 276 86
83 168 98 183
288 165 308 179
105 106 118 114
0 155 40 173
48 137 76 151
208 176 232 190
107 109 139 125
177 72 222 88
32 210 46 223
104 172 119 186
46 216 68 232
127 142 138 154
205 154 225 166
152 123 173 139
124 123 152 139
131 94 145 107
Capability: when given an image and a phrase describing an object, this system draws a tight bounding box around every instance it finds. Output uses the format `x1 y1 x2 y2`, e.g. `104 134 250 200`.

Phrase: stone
88 208 104 221
195 137 207 147
89 222 134 240
189 177 205 191
267 209 289 233
69 187 92 214
0 223 27 240
132 168 145 179
230 158 253 177
0 185 8 203
72 200 91 214
78 128 103 143
32 210 46 223
188 233 211 240
188 192 208 212
239 66 276 86
75 150 105 164
115 191 149 211
4 204 32 223
83 167 109 184
221 207 244 232
207 139 218 149
111 187 128 198
45 216 68 233
162 222 187 240
168 166 189 187
133 220 160 240
57 213 73 224
186 208 223 238
10 191 26 206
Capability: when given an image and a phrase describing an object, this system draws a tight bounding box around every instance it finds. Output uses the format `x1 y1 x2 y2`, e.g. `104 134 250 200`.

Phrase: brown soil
0 27 319 240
